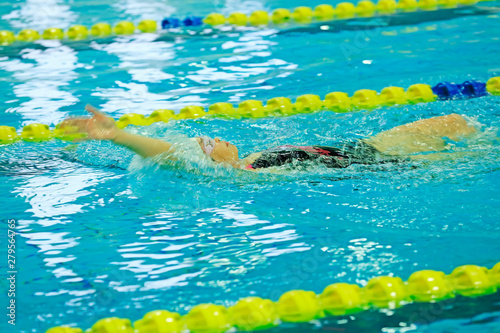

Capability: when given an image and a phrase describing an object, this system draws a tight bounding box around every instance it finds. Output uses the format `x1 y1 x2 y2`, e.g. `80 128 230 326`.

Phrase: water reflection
13 165 121 218
0 46 79 125
24 231 80 255
90 35 177 114
221 0 267 15
203 205 269 227
113 0 175 21
2 0 78 30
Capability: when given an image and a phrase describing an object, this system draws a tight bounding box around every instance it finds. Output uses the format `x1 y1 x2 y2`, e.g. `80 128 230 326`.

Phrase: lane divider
0 77 498 145
201 0 485 27
45 261 500 333
0 0 493 47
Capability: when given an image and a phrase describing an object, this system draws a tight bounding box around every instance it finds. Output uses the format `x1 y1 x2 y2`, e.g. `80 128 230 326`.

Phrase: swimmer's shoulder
238 152 263 171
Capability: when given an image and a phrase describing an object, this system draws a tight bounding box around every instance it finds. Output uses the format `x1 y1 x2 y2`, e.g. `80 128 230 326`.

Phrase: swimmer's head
196 136 239 164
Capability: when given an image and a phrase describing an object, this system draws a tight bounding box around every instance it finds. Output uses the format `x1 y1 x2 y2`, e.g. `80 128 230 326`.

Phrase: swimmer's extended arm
60 104 173 158
112 129 173 158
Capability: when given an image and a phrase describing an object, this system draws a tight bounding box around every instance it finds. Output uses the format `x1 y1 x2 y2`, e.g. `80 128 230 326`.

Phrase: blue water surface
0 1 500 332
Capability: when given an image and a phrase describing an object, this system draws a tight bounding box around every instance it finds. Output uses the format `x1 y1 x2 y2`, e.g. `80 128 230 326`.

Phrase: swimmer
59 105 477 171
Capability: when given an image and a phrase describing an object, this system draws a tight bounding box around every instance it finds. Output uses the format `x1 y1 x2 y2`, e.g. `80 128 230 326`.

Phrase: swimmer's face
196 136 239 164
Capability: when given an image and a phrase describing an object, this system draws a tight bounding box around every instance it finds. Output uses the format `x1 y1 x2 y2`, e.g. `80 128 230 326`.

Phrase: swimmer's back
244 141 404 170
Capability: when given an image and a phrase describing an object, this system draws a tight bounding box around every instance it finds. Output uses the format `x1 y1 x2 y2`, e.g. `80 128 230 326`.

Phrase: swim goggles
199 136 215 156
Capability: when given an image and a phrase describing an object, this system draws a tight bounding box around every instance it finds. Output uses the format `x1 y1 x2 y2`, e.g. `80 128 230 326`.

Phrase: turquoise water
1 1 500 332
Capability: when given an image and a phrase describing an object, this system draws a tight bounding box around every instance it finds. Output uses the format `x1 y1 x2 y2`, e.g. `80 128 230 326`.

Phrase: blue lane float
432 80 488 100
460 80 487 98
161 18 181 29
182 16 204 27
161 17 204 29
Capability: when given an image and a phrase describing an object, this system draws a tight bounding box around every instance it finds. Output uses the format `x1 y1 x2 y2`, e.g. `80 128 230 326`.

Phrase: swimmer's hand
59 104 118 141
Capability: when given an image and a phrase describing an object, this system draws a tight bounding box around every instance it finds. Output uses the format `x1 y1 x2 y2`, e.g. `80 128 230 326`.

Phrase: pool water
1 1 500 332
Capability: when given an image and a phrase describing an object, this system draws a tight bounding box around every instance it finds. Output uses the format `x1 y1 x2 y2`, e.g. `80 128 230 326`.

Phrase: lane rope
0 0 496 47
46 261 500 333
0 77 498 144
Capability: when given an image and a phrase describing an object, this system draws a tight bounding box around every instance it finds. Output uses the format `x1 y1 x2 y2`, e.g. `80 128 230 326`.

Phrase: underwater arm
366 114 477 155
408 151 487 161
379 114 476 141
